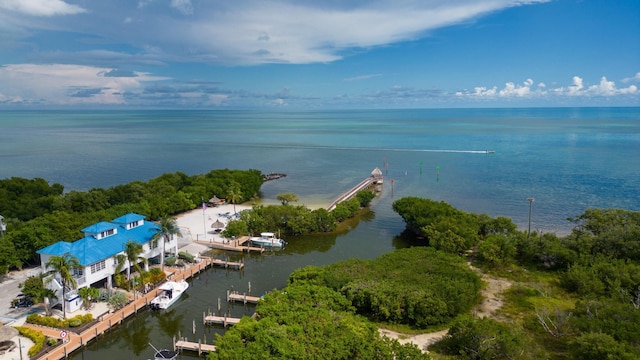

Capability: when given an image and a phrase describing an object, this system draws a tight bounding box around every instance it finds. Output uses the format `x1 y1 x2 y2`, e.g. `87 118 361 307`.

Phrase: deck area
193 236 266 253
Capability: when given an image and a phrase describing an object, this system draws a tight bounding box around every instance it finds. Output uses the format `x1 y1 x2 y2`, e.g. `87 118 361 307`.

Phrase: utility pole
527 198 535 239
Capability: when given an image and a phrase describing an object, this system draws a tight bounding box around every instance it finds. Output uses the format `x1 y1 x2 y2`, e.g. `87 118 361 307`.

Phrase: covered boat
150 280 189 310
250 232 286 248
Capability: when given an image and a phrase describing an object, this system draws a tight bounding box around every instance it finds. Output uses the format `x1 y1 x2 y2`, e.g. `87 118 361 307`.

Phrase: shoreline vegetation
0 169 375 273
2 170 640 359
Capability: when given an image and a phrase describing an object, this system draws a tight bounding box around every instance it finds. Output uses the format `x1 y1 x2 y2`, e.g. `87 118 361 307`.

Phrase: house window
128 220 140 229
90 260 106 274
73 267 84 277
100 229 115 238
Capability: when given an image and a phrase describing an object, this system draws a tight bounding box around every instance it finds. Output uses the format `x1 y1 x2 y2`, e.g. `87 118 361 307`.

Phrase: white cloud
170 0 193 15
568 76 584 95
0 0 549 66
459 75 638 100
0 64 167 105
622 72 640 83
344 74 382 82
0 0 85 16
499 80 531 97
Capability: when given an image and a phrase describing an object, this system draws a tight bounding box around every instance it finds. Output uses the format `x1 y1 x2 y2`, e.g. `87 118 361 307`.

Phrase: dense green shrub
25 313 93 329
107 291 129 310
210 283 429 360
15 326 46 357
290 247 481 328
392 197 480 253
435 315 528 360
147 267 167 284
178 251 195 263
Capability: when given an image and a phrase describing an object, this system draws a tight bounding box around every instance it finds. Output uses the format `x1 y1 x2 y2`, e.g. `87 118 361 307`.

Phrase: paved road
0 267 42 325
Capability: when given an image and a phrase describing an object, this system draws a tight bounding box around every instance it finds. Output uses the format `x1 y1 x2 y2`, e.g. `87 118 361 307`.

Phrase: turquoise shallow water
2 107 638 233
1 107 639 359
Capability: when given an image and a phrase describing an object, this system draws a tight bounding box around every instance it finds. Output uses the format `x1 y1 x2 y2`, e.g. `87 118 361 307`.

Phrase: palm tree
77 287 100 310
123 240 146 282
154 215 181 271
45 253 81 319
227 181 243 215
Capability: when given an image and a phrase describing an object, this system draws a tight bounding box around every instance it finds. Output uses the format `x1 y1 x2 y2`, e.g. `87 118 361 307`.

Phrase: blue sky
0 0 638 109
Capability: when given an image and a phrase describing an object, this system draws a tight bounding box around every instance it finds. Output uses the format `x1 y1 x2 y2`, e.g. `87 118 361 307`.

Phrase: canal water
71 184 413 360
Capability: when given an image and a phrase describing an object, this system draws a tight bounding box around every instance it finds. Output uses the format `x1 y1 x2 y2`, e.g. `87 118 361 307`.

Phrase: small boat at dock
148 342 178 360
150 280 189 310
250 232 286 248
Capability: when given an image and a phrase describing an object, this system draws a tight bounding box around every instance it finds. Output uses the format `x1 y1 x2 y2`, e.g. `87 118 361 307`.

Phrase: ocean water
1 107 638 234
2 107 639 359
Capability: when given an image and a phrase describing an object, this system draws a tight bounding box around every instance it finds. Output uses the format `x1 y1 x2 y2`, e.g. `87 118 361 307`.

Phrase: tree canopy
0 169 263 272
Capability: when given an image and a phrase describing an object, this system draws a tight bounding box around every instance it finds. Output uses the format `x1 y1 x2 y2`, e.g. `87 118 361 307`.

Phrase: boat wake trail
217 142 495 154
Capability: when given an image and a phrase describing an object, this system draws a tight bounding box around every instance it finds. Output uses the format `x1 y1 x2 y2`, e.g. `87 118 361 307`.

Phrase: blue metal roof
81 221 117 234
112 213 146 224
38 214 161 266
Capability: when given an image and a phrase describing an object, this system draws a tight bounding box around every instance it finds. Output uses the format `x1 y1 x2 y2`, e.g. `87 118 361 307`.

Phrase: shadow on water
391 229 428 250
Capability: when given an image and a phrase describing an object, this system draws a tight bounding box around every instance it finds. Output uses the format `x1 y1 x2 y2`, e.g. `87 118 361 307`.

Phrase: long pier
28 257 223 360
326 168 383 211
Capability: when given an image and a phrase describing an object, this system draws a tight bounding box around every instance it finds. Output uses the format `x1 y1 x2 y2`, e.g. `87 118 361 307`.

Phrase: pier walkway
326 168 383 211
24 257 222 360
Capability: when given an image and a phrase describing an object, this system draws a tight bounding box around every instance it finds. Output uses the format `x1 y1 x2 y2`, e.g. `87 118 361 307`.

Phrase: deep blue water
2 107 638 233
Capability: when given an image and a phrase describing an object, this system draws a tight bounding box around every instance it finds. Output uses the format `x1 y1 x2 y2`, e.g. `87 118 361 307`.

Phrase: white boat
148 343 178 360
250 232 286 248
150 280 189 310
153 349 178 360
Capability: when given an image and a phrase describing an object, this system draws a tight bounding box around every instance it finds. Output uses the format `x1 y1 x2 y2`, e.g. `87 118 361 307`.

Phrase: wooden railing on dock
32 258 215 360
326 175 381 211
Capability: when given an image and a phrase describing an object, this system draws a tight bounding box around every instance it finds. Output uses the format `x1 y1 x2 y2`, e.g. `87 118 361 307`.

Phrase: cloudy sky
0 0 638 108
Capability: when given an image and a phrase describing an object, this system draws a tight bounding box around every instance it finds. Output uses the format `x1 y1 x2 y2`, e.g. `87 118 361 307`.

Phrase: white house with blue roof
37 213 175 314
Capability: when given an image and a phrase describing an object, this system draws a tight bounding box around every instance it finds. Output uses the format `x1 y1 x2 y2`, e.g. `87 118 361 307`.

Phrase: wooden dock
202 312 242 327
326 169 383 211
210 258 245 269
227 290 261 304
174 337 217 355
30 258 215 360
194 236 266 253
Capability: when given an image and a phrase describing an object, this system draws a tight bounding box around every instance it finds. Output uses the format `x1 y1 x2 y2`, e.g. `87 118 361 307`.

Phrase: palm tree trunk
61 282 67 319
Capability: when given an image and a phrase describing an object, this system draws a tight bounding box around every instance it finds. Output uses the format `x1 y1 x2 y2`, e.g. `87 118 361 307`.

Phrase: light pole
526 197 535 238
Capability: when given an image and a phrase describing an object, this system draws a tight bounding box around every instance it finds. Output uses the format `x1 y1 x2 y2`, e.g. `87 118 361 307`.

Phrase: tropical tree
227 181 243 215
44 253 81 319
123 240 146 282
154 215 181 271
18 274 57 316
77 286 100 310
276 192 298 205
